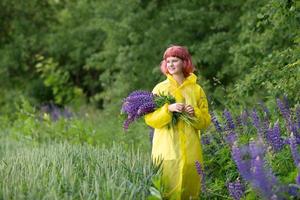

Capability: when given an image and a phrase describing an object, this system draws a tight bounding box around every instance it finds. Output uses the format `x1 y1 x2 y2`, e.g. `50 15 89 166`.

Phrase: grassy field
0 139 156 200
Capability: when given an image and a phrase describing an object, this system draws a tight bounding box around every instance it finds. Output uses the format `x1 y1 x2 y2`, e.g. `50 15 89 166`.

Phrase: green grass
0 139 156 200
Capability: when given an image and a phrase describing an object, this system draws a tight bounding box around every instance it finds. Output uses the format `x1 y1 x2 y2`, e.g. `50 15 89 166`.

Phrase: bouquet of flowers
121 90 199 131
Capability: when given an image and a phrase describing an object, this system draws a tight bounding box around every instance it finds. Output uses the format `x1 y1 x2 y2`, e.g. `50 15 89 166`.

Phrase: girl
145 45 211 199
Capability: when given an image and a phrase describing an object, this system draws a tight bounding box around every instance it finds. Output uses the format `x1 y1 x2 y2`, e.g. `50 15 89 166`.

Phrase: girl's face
166 56 184 76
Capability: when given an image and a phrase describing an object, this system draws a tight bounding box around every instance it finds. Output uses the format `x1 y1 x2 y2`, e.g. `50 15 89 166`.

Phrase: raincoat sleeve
144 85 173 129
192 86 211 130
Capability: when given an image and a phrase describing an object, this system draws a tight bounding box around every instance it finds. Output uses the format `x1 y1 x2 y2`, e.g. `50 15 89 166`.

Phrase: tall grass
0 140 155 200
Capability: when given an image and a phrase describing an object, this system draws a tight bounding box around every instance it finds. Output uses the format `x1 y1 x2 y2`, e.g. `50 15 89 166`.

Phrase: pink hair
160 45 195 77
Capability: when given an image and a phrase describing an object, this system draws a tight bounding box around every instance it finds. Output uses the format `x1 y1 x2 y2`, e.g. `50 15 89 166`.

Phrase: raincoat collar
166 73 197 88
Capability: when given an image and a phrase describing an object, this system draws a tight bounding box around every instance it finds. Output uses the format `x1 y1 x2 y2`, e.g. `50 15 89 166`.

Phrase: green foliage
1 0 298 111
227 0 300 106
2 98 151 151
35 55 84 105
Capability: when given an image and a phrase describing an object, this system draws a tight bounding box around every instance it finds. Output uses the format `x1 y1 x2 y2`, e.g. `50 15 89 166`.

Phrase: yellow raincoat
145 73 211 200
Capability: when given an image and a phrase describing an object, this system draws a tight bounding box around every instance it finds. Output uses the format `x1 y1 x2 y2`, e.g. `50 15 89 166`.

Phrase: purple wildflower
232 140 283 199
249 139 265 159
277 98 292 133
40 102 72 121
123 115 135 130
261 118 270 137
128 90 153 97
124 93 153 104
251 156 274 199
121 91 155 131
223 109 235 130
288 185 300 197
227 179 245 200
296 173 300 185
201 135 211 145
291 123 300 136
122 90 184 131
225 131 237 146
231 143 251 180
296 106 300 129
195 160 206 192
210 111 222 132
266 122 284 152
251 109 262 137
137 102 156 116
62 108 73 118
122 102 140 118
277 98 291 120
240 110 249 126
289 133 300 168
51 108 61 121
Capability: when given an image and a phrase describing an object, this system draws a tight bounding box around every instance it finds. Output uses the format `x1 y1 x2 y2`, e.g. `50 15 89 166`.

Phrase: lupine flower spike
195 160 206 192
227 179 245 200
210 111 222 133
223 109 235 131
289 132 300 168
121 90 199 131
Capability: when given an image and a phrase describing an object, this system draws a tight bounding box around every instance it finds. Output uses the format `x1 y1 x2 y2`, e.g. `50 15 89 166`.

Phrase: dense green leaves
0 0 299 111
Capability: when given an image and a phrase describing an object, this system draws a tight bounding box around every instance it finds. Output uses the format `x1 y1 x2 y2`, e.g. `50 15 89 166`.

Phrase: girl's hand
184 105 195 116
168 103 185 113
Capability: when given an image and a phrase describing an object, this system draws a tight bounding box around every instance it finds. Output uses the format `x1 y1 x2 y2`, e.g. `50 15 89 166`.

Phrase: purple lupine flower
296 173 300 185
277 98 291 120
240 110 249 126
223 109 235 130
137 102 156 116
288 185 299 197
227 179 245 200
232 143 251 180
128 90 153 97
289 132 300 168
195 160 206 192
249 139 266 159
249 140 280 187
121 91 156 131
40 102 73 121
122 102 140 118
225 131 237 146
201 135 211 145
296 106 300 129
124 93 153 104
277 98 292 133
210 111 222 133
266 122 284 152
122 90 187 131
251 109 263 137
251 156 274 199
62 108 73 118
231 139 285 199
291 123 300 136
123 115 135 130
261 118 270 137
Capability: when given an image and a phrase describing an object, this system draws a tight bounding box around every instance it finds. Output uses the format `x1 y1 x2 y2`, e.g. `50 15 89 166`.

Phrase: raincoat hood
166 73 197 88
